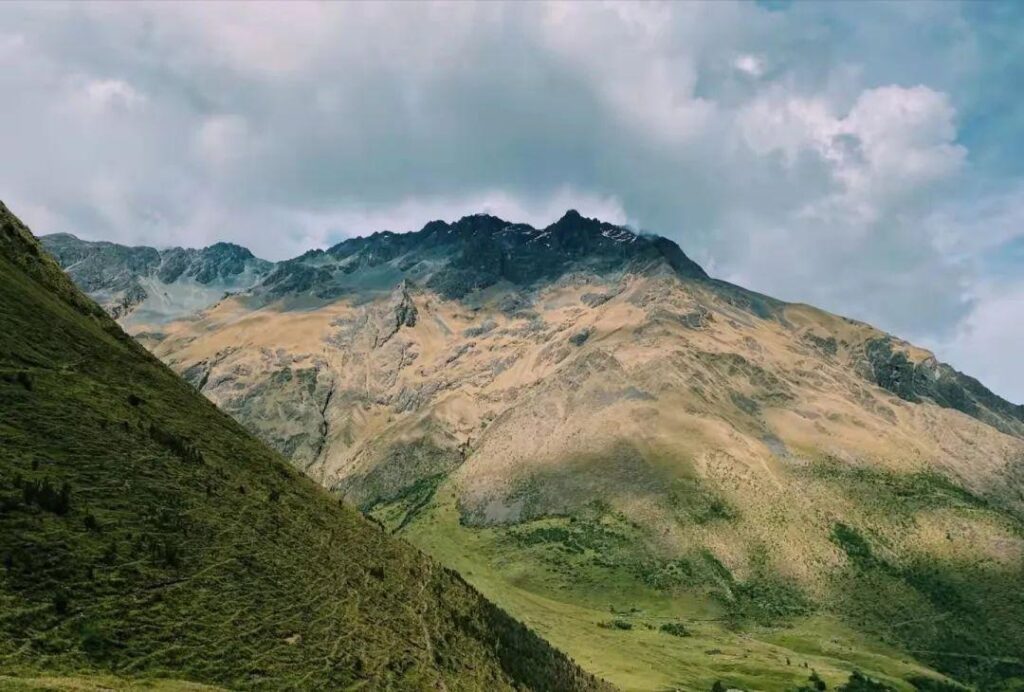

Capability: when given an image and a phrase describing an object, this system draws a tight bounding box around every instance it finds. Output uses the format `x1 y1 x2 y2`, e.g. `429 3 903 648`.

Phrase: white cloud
722 83 974 338
734 53 764 78
840 86 964 206
539 2 716 144
80 78 145 113
738 84 964 225
737 92 836 165
935 282 1024 403
86 175 135 232
147 3 338 78
0 31 26 59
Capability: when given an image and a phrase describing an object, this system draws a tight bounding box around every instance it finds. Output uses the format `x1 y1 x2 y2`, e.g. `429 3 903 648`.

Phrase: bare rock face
375 280 418 347
858 336 1024 436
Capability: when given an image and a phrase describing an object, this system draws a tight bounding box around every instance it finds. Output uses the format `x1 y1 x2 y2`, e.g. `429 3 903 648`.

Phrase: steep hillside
46 210 1024 691
0 200 609 691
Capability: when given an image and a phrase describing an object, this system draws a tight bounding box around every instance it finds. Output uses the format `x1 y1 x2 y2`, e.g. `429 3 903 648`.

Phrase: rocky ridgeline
43 210 708 314
258 210 708 301
40 233 272 318
859 336 1024 436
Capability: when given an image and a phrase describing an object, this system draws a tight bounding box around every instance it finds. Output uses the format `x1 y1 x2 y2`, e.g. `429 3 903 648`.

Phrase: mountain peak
451 212 511 234
203 241 256 259
424 211 706 298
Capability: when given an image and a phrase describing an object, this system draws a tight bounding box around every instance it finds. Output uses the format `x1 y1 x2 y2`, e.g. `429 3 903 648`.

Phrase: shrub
19 477 71 515
906 676 966 692
53 591 70 615
148 423 204 464
838 671 894 692
0 492 22 513
659 621 691 637
830 523 875 566
154 539 182 568
78 621 110 657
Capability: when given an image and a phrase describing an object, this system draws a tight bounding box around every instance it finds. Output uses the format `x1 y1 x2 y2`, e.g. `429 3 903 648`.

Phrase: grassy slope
377 460 1024 692
0 201 608 691
0 674 223 691
389 488 945 692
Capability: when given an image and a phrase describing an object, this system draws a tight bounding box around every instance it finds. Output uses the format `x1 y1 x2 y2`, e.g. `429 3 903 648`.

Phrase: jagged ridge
260 209 707 301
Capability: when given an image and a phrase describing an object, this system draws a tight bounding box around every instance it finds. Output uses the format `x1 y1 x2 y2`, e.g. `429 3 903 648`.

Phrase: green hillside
0 200 609 690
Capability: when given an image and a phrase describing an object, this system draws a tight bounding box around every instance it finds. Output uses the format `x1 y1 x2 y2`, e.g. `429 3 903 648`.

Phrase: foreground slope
0 201 608 690
46 211 1024 690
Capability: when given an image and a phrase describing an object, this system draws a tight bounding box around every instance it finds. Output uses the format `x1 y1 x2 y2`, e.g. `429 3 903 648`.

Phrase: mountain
40 233 272 323
254 210 705 302
43 210 1024 691
0 200 609 690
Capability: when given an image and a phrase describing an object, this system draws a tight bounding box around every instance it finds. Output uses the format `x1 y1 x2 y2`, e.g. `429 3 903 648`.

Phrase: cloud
194 115 250 168
79 78 145 113
738 85 965 223
935 281 1024 403
734 54 764 78
719 83 972 341
0 1 1021 400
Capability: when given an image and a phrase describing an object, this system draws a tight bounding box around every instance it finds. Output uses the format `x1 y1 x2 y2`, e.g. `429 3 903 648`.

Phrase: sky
0 1 1022 402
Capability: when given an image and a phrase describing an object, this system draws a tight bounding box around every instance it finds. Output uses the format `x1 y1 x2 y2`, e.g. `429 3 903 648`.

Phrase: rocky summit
42 210 1024 690
253 209 706 303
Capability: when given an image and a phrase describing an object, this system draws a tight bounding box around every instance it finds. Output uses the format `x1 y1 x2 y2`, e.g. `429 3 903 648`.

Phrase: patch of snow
601 227 637 243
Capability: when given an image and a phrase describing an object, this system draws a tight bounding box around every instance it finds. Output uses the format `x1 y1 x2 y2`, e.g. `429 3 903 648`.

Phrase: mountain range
36 209 1024 690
